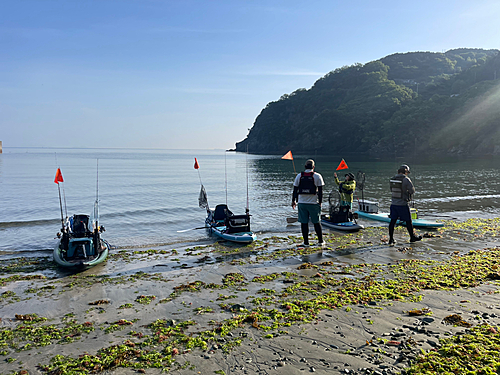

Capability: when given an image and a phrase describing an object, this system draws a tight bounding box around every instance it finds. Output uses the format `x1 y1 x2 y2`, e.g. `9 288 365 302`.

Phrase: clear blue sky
1 0 499 149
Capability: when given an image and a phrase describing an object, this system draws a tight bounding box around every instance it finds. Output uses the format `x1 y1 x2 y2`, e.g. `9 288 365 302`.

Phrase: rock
427 339 440 347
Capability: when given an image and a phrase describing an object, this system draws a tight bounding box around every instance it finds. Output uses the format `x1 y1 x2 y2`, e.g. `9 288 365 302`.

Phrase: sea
1 147 500 260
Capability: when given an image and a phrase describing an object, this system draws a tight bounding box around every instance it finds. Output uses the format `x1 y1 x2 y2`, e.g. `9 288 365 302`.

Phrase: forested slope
235 48 500 156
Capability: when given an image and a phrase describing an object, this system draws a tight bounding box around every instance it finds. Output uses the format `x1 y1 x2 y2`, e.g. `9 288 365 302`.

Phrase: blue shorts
340 201 353 210
298 203 321 224
390 205 411 223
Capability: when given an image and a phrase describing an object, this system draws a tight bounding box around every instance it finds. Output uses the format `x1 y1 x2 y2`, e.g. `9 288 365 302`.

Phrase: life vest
298 172 317 194
390 175 408 201
338 182 354 195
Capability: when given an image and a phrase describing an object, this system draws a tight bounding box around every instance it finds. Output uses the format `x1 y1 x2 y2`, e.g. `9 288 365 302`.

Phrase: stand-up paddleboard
355 210 444 228
321 186 364 232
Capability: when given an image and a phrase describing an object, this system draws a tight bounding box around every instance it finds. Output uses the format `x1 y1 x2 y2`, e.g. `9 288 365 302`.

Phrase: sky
1 0 499 150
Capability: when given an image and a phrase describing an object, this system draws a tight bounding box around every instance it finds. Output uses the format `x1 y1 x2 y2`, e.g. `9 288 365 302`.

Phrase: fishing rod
246 145 250 214
224 151 228 206
94 159 101 251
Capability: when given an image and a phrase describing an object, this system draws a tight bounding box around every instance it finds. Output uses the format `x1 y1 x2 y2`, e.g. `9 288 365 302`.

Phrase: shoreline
1 218 500 374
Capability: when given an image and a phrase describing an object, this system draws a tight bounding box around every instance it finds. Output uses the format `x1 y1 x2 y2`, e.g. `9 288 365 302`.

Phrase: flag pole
57 183 65 231
194 158 210 213
281 151 296 174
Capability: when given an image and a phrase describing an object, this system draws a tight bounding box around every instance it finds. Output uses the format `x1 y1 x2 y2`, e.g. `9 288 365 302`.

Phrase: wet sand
1 218 500 374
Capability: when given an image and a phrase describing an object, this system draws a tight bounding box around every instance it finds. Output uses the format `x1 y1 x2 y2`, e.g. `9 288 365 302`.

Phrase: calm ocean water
1 148 500 259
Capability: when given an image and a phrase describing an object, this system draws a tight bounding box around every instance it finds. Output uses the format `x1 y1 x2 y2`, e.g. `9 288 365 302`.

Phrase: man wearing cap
291 159 325 248
334 172 356 210
388 164 422 245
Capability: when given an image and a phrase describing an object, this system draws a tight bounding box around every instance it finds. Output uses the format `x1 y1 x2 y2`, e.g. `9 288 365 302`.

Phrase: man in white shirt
291 159 325 248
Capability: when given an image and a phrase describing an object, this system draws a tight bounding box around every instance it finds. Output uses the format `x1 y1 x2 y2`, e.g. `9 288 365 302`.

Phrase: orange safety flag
194 158 200 170
336 159 349 171
54 168 64 184
281 151 293 160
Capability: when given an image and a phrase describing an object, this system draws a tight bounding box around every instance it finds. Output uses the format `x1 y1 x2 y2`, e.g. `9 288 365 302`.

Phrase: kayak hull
321 215 364 231
355 211 444 228
205 224 256 243
53 238 110 268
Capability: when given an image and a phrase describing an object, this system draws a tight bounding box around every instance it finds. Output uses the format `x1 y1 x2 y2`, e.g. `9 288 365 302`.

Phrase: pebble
277 361 285 367
310 367 316 372
427 339 440 347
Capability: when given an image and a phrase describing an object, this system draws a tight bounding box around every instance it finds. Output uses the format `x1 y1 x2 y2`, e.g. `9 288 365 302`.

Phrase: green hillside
235 48 500 156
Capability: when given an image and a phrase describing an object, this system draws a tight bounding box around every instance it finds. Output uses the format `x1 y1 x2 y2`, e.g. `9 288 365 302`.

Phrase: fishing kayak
205 204 257 244
321 215 364 231
355 211 444 228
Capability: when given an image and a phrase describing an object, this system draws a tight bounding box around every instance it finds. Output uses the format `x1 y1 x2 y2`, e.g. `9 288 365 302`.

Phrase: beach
1 218 500 374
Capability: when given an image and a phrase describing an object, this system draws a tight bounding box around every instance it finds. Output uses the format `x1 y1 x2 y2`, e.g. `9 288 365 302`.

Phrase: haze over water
1 148 499 259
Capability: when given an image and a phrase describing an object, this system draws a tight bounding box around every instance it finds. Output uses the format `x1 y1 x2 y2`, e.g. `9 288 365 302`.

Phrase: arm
403 177 415 201
317 186 323 205
292 186 299 208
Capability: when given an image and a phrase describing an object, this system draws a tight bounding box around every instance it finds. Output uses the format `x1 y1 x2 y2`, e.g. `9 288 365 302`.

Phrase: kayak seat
226 214 250 234
213 204 233 224
71 214 91 238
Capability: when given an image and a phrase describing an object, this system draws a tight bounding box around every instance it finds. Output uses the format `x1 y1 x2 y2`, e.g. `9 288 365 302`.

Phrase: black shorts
389 205 411 222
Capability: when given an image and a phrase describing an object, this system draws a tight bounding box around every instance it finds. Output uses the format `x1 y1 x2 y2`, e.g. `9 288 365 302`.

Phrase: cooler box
358 200 379 213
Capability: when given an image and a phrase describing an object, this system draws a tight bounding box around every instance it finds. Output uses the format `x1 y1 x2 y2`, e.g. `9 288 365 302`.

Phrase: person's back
388 165 421 245
390 173 415 206
291 159 325 248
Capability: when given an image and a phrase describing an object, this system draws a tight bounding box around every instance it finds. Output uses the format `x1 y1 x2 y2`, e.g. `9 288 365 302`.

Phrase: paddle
177 226 206 233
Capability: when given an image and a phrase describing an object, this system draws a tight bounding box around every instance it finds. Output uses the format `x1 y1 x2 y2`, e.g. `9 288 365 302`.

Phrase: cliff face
235 49 500 156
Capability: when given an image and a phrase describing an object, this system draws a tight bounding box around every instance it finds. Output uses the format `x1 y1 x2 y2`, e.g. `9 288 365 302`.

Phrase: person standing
388 164 422 245
291 159 325 248
334 172 356 210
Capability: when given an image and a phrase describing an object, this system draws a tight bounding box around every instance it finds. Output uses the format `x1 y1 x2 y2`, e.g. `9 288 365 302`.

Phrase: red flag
336 159 349 171
54 168 64 184
194 158 200 170
281 151 293 160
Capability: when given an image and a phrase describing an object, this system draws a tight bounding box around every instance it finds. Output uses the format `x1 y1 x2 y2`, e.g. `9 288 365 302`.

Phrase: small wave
0 218 60 229
420 194 500 203
103 206 198 220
